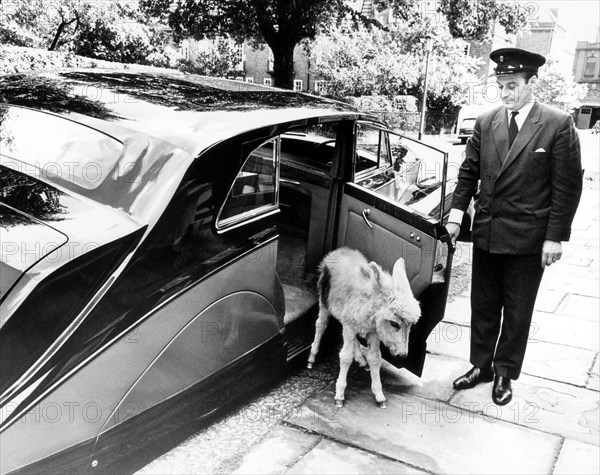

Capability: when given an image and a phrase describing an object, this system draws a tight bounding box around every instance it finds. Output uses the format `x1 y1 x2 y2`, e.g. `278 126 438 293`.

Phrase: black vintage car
0 70 455 474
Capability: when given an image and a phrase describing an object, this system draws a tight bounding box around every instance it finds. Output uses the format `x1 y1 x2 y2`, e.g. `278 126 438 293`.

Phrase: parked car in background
0 70 456 474
457 117 476 144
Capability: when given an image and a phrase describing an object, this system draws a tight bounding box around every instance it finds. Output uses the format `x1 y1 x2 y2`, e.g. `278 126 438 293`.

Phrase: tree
310 17 480 105
176 40 242 77
0 0 75 49
437 0 531 39
141 0 528 89
0 0 168 65
535 59 589 113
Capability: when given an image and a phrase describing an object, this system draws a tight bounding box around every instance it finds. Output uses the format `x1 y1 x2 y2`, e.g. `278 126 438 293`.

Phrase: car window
217 137 279 230
280 123 338 171
353 127 449 223
354 123 391 175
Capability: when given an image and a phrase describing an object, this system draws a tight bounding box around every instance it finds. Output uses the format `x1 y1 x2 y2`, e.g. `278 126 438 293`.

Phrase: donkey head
376 257 421 357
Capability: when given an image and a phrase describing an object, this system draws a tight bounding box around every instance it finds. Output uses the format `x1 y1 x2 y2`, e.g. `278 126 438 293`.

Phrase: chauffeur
446 47 583 405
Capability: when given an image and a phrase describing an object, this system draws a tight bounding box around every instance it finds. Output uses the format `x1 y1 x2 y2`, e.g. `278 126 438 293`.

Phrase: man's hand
446 223 461 246
542 240 562 268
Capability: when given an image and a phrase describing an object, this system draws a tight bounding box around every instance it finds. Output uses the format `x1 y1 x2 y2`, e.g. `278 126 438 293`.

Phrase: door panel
337 192 435 297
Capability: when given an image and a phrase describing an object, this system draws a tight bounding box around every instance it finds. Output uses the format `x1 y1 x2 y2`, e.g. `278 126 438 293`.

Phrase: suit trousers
470 245 545 379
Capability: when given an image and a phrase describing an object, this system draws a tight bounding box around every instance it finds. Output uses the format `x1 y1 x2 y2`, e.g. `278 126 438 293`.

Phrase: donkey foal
307 247 420 408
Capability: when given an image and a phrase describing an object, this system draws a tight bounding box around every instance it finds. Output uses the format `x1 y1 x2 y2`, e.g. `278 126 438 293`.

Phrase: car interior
272 123 446 331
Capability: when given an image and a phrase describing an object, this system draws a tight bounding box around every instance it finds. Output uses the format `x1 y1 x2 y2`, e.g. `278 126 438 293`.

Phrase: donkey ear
360 262 381 287
392 257 412 295
369 262 382 287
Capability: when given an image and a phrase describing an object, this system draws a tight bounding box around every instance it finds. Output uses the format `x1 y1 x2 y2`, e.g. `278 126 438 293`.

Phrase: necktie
508 111 519 149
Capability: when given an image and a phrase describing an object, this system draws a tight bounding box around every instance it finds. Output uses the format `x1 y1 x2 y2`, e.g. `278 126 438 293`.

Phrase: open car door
336 121 454 376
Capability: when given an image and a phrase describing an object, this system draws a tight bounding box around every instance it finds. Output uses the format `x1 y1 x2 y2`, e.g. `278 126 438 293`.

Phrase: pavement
138 132 599 474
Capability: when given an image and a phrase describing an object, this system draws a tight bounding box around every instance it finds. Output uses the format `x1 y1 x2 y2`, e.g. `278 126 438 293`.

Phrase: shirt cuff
448 209 464 225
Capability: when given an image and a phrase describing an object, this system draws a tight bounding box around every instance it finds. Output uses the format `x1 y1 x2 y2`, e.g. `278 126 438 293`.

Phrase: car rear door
336 121 454 374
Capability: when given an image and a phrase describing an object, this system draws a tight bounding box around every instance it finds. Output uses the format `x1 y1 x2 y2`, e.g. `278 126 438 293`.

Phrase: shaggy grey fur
307 247 420 408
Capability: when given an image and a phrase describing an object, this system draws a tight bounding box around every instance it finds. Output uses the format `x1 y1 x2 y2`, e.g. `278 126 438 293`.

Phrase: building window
314 80 328 95
293 79 303 92
246 77 254 83
263 78 272 87
181 41 190 60
584 55 597 77
464 44 470 56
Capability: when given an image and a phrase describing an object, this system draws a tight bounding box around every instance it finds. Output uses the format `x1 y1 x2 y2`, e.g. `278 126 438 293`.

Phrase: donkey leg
334 326 356 407
353 339 368 368
307 303 331 369
365 333 387 408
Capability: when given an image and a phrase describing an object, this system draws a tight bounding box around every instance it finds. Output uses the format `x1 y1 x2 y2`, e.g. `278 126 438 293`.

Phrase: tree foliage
176 40 242 77
535 59 589 113
141 0 524 89
310 16 480 109
438 0 529 39
0 0 169 65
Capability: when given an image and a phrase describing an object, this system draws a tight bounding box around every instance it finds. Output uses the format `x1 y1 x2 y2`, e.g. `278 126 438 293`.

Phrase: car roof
0 69 367 157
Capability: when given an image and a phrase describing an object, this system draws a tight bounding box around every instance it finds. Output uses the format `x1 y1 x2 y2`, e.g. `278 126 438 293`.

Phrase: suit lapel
498 102 543 177
492 108 509 168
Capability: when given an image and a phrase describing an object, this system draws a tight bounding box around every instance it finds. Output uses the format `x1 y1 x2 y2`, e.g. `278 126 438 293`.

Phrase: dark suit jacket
451 102 582 254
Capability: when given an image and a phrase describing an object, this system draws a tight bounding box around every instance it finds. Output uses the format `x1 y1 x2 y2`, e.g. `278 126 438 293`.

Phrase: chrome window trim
215 136 281 233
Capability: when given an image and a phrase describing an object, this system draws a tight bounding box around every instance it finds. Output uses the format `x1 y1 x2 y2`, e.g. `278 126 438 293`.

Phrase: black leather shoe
492 376 512 405
452 366 494 390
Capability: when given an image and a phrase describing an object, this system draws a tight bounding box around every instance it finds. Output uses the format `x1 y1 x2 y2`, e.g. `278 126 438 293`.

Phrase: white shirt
506 101 534 130
448 101 536 225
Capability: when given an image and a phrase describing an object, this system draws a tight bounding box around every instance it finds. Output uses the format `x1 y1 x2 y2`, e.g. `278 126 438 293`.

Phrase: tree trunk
271 43 296 90
49 17 77 51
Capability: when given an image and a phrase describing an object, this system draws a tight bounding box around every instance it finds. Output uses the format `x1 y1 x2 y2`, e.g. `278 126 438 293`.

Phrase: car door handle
362 208 374 229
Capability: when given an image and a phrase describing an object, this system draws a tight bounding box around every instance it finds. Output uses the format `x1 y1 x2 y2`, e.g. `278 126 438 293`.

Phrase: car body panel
338 188 435 296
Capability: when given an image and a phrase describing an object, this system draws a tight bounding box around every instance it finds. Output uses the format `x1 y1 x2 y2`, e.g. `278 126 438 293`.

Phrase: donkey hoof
377 400 388 409
334 398 345 408
306 362 313 369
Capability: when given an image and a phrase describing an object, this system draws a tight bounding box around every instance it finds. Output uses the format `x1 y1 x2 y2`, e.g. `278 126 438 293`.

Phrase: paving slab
442 296 472 326
287 438 426 475
287 386 560 474
232 425 318 474
426 326 596 387
426 321 471 360
522 341 596 387
531 310 599 350
550 263 598 280
555 294 600 322
381 353 469 403
588 356 600 392
137 373 334 475
542 273 600 298
449 373 600 446
553 439 600 475
555 255 593 267
535 288 568 314
334 354 466 405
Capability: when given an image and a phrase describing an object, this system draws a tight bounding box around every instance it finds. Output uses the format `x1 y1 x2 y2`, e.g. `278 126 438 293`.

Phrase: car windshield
461 118 476 127
0 106 123 190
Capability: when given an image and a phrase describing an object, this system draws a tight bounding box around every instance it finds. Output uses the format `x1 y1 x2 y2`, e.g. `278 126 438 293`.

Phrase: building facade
572 35 600 129
515 7 573 73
